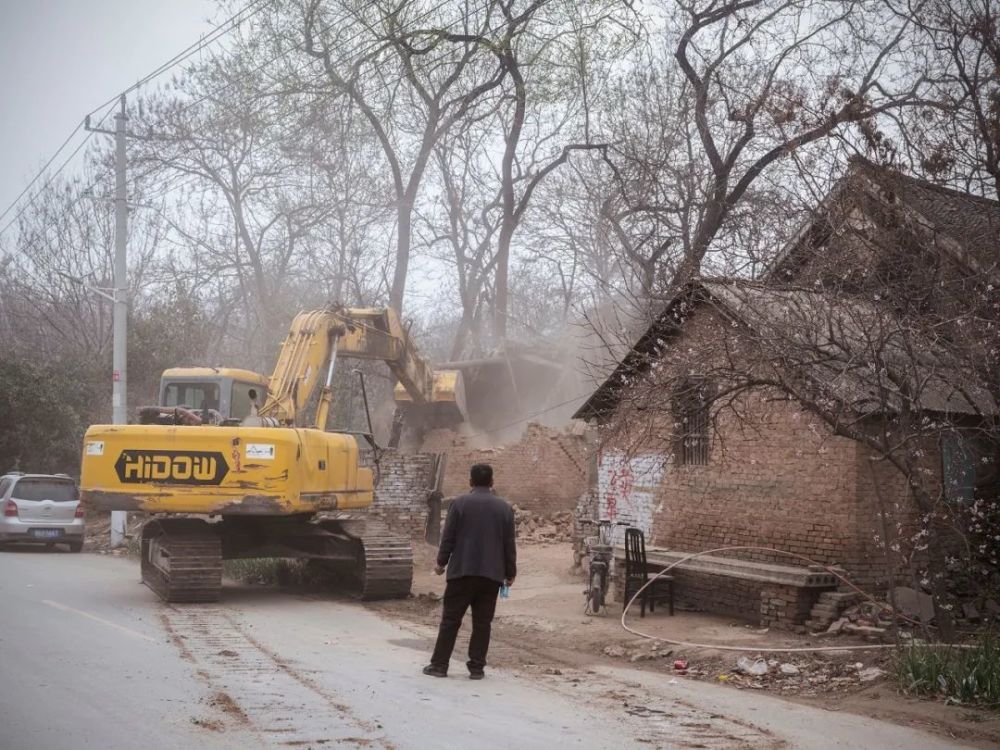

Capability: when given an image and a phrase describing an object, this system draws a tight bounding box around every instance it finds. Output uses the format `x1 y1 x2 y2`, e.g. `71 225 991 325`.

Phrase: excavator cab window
231 382 265 420
163 381 221 412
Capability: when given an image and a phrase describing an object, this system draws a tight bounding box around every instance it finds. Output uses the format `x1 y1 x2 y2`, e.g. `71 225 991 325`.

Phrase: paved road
0 550 971 749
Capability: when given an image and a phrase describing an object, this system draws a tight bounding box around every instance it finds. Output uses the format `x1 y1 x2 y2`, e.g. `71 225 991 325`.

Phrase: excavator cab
156 368 270 421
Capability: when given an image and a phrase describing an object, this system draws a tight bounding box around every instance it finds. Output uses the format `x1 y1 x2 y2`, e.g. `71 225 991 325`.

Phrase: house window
674 378 713 466
942 434 998 504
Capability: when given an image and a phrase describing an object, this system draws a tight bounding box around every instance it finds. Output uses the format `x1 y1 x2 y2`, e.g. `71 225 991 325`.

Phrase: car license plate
31 529 62 539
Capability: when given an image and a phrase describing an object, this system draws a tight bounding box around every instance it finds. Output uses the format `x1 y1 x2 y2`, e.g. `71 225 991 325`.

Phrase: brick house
573 162 1000 629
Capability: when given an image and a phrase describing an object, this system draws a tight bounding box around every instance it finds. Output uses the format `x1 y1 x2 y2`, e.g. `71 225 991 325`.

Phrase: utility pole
86 94 129 548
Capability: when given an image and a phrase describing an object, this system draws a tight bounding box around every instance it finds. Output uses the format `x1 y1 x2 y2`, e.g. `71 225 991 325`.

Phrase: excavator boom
258 306 466 430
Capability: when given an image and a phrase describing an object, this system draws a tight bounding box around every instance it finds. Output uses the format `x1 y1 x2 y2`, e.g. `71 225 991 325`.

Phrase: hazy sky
0 0 215 216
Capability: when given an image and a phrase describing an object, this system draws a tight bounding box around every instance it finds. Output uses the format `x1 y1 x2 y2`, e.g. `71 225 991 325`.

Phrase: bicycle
581 518 627 615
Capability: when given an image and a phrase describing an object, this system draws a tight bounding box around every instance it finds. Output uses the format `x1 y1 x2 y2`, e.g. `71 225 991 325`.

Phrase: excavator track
323 518 413 600
141 519 222 603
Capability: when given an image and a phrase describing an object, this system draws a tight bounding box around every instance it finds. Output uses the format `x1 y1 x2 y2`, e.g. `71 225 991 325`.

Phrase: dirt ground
370 540 1000 749
82 514 999 746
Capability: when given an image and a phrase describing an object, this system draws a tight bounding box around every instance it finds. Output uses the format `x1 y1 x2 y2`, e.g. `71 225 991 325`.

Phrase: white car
0 473 84 552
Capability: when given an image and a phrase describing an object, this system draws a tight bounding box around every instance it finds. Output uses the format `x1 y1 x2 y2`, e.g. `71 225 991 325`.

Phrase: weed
222 557 317 586
124 534 141 558
223 558 283 585
222 557 355 592
894 635 1000 708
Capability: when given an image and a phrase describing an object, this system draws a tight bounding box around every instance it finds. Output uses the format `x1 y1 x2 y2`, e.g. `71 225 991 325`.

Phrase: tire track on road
161 606 392 749
379 609 775 749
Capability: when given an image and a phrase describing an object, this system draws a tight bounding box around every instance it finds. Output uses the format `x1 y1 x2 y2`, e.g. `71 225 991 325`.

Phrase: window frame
162 381 222 411
230 381 266 420
673 377 714 467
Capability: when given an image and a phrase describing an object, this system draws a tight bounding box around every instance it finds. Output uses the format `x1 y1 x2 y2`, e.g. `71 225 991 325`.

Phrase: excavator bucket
393 369 467 428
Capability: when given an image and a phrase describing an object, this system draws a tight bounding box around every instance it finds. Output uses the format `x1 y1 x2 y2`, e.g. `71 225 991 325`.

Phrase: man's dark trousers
430 575 501 673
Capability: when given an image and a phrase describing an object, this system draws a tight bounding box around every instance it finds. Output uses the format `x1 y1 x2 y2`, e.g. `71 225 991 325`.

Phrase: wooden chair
623 527 674 617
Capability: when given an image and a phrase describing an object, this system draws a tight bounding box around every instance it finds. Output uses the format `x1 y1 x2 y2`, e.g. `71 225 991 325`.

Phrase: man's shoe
423 664 448 678
468 671 485 680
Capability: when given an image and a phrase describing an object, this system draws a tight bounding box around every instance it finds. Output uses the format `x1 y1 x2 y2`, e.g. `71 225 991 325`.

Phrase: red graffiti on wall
602 458 635 520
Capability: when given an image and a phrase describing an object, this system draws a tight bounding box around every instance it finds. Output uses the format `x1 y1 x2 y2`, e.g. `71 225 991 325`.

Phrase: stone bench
613 546 839 631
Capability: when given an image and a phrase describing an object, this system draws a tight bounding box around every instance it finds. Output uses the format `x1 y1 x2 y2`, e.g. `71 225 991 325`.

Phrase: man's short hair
470 463 493 488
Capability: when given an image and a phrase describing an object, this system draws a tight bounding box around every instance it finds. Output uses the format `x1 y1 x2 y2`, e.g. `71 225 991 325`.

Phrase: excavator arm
258 309 345 426
258 306 465 431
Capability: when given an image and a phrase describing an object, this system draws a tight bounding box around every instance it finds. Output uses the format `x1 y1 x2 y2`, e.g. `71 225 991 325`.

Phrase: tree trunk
909 482 958 642
493 49 526 341
390 202 412 314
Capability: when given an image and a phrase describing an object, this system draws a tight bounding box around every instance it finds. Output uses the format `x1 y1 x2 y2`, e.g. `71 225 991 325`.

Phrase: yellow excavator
79 306 465 602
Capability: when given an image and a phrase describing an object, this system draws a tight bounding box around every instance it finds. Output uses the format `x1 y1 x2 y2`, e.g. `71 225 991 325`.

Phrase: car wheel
68 541 83 553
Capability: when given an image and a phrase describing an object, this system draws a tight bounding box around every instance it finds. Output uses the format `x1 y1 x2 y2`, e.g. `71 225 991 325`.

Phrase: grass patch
224 558 286 585
894 636 1000 708
124 534 142 558
222 558 329 586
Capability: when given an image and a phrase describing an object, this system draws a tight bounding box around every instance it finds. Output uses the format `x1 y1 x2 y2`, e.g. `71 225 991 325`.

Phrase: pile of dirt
512 507 574 543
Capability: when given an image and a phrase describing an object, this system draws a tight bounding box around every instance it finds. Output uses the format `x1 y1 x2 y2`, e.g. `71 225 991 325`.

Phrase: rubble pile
718 656 886 694
512 506 574 543
809 594 895 641
603 641 677 664
598 639 891 695
728 654 887 694
806 590 862 631
809 585 999 639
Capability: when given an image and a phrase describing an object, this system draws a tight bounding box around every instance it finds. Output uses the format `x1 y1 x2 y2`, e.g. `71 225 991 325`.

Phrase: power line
0 124 84 228
462 391 592 440
121 0 483 212
1 0 377 239
0 0 273 242
85 0 276 119
0 100 119 240
139 0 494 178
6 0 499 254
165 0 394 122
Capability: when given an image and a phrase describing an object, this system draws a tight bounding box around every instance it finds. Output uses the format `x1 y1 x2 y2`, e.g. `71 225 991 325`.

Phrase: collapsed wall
366 423 592 538
420 422 590 515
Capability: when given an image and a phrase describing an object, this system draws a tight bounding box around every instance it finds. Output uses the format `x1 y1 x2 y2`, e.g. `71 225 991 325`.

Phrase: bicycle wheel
588 567 604 614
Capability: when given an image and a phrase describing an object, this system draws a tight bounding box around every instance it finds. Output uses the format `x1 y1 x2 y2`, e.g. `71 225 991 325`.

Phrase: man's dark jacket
437 487 517 584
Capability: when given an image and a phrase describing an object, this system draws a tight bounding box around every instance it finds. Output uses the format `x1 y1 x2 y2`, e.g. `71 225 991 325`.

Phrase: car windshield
163 381 221 411
12 479 77 502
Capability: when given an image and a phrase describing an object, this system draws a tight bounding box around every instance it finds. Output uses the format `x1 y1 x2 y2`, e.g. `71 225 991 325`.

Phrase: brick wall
760 584 830 630
651 395 875 577
596 452 664 546
420 423 590 515
611 557 831 629
367 450 437 537
595 306 934 598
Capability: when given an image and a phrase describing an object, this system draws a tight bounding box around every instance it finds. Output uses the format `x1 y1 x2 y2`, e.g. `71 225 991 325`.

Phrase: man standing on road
423 463 516 680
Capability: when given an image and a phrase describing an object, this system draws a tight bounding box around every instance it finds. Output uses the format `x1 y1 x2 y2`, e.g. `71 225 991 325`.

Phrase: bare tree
132 52 372 367
595 0 940 299
904 0 1000 199
300 0 511 314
